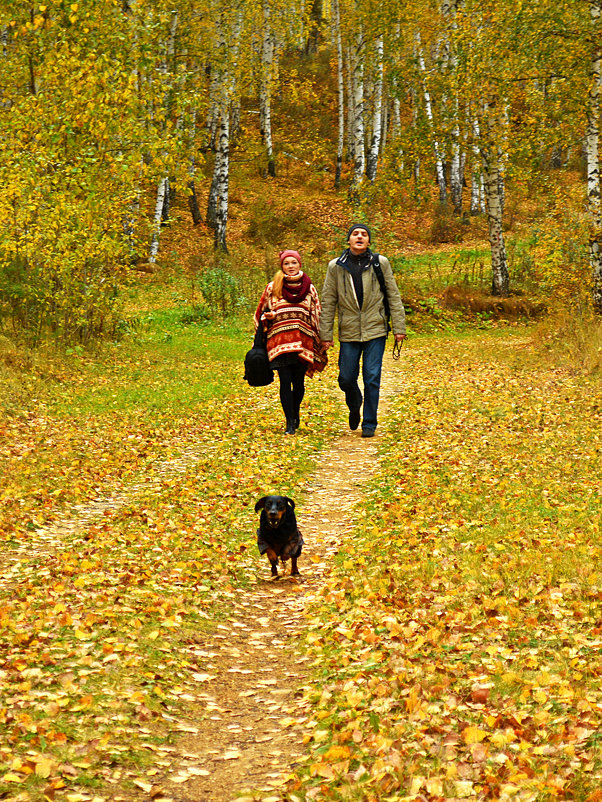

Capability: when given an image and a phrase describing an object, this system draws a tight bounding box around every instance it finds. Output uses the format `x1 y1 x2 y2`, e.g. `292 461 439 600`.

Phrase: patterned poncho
254 272 328 378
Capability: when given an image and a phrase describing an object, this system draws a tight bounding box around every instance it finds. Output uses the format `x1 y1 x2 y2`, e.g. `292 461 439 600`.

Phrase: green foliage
529 190 591 309
199 266 245 319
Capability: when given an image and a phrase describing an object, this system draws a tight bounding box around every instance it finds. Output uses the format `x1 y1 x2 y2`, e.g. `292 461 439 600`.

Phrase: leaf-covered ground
291 331 602 801
0 318 342 801
1 325 601 802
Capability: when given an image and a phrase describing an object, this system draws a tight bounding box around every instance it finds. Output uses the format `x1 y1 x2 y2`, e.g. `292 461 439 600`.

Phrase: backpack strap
371 254 391 334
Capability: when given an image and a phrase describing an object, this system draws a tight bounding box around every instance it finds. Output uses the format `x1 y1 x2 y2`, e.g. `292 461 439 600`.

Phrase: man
319 224 406 437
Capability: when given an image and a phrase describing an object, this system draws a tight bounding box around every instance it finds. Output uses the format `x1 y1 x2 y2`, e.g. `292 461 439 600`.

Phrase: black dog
255 495 304 577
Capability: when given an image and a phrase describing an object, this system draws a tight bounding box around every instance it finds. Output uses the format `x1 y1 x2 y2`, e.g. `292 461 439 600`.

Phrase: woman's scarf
282 271 312 304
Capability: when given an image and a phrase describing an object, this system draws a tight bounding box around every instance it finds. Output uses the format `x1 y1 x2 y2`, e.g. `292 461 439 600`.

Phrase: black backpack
371 254 391 335
243 325 274 387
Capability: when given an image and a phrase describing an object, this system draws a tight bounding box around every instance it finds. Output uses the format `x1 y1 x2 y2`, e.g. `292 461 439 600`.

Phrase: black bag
244 324 274 387
371 254 391 335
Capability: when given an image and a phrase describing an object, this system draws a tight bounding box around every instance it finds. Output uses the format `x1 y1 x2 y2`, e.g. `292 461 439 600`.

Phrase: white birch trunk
366 35 384 181
470 116 483 214
259 1 276 177
587 0 602 310
350 28 365 197
149 177 168 264
450 125 462 214
333 0 345 188
416 34 446 203
213 96 230 251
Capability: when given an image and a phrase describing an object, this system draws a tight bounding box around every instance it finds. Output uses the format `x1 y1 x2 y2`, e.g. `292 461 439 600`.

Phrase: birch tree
587 0 602 310
470 116 485 214
366 35 384 181
349 27 366 199
441 0 463 214
416 32 447 203
259 0 277 177
480 98 509 296
206 9 232 251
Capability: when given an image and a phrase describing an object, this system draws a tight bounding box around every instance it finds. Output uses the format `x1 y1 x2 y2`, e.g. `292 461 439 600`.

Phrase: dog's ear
284 496 296 510
255 496 268 513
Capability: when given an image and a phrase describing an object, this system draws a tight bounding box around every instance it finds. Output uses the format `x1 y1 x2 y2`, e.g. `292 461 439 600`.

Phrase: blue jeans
338 337 386 432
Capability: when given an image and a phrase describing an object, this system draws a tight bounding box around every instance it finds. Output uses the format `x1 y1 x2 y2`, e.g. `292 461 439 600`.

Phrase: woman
254 250 327 434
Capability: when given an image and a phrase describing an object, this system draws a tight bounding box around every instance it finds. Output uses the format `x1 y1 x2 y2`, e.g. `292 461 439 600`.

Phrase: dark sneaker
361 429 375 438
349 408 361 430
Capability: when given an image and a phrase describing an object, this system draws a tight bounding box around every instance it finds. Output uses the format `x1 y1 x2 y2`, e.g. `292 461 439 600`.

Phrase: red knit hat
279 249 302 268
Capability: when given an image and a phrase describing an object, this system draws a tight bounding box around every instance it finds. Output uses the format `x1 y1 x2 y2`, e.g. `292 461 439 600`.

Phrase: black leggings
276 362 307 421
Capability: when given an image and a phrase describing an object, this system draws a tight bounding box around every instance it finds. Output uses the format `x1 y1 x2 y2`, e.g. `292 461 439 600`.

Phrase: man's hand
395 333 407 344
322 340 335 350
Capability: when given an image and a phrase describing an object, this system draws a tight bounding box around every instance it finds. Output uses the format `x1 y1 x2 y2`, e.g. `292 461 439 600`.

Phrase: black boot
285 419 296 435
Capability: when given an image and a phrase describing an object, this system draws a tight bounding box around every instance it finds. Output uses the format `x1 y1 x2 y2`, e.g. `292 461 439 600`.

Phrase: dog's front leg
266 547 279 577
290 556 300 576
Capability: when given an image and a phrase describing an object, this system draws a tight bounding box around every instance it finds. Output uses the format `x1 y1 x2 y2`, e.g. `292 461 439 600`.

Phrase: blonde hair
271 270 285 300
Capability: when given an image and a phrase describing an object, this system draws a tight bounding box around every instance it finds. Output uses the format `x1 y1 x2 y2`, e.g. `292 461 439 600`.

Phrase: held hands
321 340 335 350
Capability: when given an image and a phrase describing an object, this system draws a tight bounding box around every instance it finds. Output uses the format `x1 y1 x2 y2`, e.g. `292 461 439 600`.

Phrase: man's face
348 228 369 255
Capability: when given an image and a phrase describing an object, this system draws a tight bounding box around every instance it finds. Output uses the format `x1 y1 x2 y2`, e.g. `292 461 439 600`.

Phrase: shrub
199 266 245 319
430 202 469 244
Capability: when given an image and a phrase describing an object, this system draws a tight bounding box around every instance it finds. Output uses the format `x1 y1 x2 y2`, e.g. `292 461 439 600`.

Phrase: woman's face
282 256 301 276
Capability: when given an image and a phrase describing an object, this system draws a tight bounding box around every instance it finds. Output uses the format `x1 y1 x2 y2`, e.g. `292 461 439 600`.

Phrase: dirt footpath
148 360 401 802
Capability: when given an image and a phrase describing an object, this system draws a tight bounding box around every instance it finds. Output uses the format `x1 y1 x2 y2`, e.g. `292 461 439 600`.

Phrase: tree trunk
187 110 202 225
450 130 463 214
481 104 509 296
345 44 354 162
366 35 384 181
149 176 168 264
306 0 323 55
333 0 344 188
349 28 365 199
470 117 483 215
161 177 170 222
380 97 389 154
416 35 446 203
587 0 602 311
259 1 276 177
213 99 230 252
188 181 202 226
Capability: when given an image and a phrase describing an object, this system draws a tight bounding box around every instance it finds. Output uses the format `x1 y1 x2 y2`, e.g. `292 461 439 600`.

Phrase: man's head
347 224 371 255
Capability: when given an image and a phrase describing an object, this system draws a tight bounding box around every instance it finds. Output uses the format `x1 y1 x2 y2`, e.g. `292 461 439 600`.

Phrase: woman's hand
262 310 276 321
